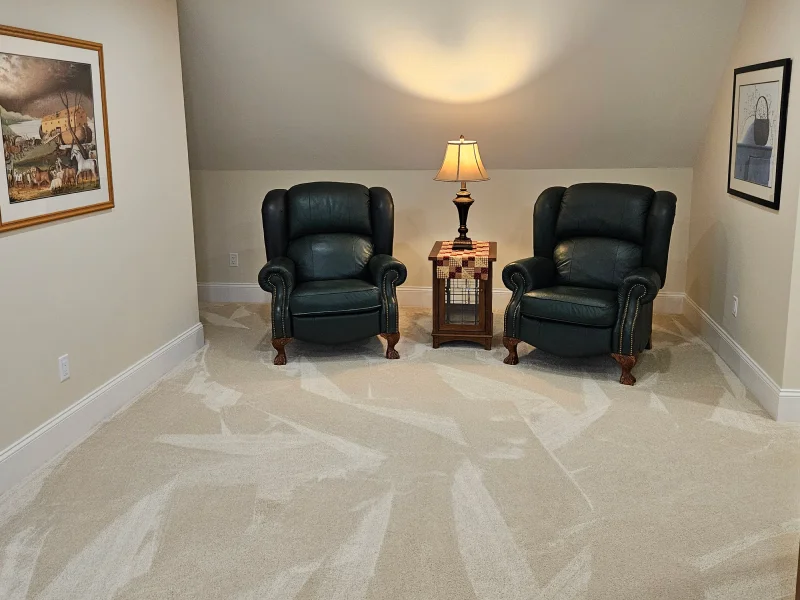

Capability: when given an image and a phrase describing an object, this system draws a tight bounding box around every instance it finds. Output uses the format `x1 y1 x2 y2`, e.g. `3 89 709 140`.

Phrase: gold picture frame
0 25 113 233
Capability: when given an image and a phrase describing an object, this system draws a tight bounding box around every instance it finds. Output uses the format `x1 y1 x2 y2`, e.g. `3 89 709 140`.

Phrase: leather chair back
533 183 676 290
262 182 395 282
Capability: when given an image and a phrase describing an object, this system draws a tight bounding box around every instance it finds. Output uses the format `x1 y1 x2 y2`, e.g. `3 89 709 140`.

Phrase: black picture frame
727 58 792 210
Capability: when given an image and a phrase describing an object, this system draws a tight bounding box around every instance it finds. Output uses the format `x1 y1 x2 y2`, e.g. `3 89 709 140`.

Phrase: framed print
727 58 792 210
0 25 113 233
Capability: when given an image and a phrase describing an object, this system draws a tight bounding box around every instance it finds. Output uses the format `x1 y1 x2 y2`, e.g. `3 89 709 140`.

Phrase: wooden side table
428 241 497 350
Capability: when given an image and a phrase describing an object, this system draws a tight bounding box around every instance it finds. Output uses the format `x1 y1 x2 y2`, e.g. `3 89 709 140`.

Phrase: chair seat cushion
290 279 381 317
520 286 618 327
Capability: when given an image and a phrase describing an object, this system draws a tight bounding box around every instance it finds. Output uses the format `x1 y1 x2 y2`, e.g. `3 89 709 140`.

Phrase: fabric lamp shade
434 136 490 182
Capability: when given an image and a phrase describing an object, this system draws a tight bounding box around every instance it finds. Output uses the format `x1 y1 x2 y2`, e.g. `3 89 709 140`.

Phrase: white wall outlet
732 295 739 317
58 354 70 382
229 253 239 267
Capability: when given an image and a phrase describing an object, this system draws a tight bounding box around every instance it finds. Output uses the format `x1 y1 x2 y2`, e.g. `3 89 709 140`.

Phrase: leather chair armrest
502 256 556 293
618 267 661 306
258 257 296 339
368 254 408 288
502 256 555 339
258 256 296 292
613 267 661 356
368 255 407 335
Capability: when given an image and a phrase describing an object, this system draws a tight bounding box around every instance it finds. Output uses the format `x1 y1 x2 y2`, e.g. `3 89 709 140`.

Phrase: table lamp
434 135 489 250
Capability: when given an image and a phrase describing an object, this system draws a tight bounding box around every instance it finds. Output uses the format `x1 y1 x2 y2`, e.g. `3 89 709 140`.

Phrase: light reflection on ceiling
280 0 613 103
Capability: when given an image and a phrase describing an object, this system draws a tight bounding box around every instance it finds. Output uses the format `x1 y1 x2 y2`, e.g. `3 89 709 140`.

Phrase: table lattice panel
444 278 481 325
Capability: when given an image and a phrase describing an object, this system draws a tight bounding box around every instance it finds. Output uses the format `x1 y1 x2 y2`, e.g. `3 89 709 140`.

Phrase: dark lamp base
452 185 475 252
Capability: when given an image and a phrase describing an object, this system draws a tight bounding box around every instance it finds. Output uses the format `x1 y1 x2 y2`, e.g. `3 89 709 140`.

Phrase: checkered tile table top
435 241 491 280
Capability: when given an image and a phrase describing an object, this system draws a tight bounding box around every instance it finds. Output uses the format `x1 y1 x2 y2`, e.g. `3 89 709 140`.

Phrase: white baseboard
396 286 430 308
0 323 205 495
778 390 800 422
198 283 685 315
654 292 685 315
198 282 270 303
683 295 797 422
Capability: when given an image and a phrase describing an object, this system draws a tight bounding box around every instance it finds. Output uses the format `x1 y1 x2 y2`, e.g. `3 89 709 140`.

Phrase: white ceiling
177 0 745 171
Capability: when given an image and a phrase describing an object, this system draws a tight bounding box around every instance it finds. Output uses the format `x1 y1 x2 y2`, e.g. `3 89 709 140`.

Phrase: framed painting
727 58 792 210
0 25 113 233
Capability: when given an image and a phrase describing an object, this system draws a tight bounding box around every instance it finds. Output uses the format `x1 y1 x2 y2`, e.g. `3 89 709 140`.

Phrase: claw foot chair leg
611 353 638 385
272 338 292 365
503 337 520 365
381 333 400 359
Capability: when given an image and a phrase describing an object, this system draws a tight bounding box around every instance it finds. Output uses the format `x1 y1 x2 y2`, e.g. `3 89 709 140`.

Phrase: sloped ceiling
177 0 745 171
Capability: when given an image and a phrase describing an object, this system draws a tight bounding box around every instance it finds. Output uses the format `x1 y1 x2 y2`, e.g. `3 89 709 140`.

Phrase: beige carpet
1 304 799 599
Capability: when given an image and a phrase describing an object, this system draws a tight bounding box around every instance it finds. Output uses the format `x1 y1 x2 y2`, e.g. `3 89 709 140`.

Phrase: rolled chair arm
368 254 408 288
502 256 555 339
502 256 556 293
618 267 661 306
614 267 662 355
258 256 296 291
258 257 296 339
368 254 407 334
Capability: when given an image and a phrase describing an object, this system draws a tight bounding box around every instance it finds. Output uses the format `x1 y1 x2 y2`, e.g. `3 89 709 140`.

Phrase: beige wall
0 0 199 449
784 185 800 389
686 0 800 387
191 168 692 292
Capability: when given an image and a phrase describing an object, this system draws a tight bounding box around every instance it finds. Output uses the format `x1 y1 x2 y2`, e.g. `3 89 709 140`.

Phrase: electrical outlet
732 296 739 317
58 354 70 382
229 253 239 267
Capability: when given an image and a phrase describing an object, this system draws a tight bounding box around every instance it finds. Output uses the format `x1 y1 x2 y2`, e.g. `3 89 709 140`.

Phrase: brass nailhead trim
504 273 524 336
630 295 642 354
619 284 645 355
382 269 400 333
269 274 286 338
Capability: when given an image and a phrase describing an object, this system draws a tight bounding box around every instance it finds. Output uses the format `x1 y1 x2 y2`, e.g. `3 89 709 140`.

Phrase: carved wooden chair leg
503 337 520 365
271 338 291 365
381 333 400 359
611 353 638 385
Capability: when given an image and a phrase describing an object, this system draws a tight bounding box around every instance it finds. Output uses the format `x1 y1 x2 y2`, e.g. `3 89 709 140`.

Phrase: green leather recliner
502 183 676 385
258 182 407 364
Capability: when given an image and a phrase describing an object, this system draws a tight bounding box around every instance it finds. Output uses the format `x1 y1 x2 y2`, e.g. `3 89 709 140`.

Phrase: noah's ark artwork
2 55 100 203
0 25 113 233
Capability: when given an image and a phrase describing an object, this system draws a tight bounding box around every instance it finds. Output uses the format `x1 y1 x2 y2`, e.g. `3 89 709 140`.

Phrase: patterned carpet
1 304 798 599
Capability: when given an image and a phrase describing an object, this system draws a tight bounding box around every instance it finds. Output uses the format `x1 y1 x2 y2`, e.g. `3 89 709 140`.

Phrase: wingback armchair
258 182 407 365
502 183 676 385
